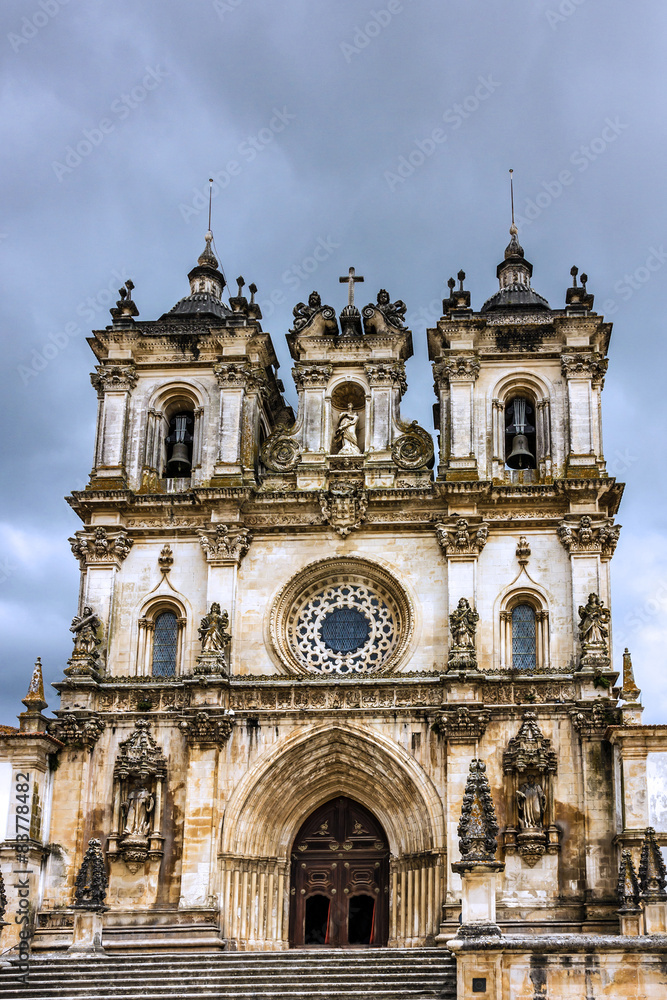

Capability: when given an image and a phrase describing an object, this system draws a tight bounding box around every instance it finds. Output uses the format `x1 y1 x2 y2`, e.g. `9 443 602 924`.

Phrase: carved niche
502 711 560 867
107 719 167 873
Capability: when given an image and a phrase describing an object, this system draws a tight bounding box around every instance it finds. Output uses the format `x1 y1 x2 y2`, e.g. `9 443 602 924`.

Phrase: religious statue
375 288 407 328
121 786 155 839
516 777 546 830
578 592 611 651
334 404 361 455
198 602 231 653
70 605 102 658
450 598 479 649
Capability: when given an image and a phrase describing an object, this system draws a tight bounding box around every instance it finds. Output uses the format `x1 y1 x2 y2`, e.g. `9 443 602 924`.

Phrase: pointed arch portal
289 797 389 947
219 723 445 948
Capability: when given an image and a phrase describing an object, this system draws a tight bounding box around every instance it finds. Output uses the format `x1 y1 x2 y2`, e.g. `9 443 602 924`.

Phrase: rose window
270 559 413 676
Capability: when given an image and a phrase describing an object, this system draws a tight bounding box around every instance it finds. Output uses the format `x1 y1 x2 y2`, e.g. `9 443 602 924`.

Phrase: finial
509 168 516 232
22 657 47 710
236 276 245 297
570 265 578 286
248 282 257 304
208 177 213 232
447 277 456 292
197 228 219 269
457 270 466 290
580 272 588 289
621 648 641 702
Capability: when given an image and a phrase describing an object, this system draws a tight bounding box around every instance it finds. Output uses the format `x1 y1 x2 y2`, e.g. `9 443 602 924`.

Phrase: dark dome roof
481 282 550 313
160 291 232 321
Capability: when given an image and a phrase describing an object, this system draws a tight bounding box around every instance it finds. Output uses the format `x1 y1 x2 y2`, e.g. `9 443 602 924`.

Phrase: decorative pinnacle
621 648 641 702
197 230 219 269
22 657 47 712
570 265 579 285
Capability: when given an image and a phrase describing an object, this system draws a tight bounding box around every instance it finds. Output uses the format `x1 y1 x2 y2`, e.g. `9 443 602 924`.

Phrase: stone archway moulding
221 721 445 860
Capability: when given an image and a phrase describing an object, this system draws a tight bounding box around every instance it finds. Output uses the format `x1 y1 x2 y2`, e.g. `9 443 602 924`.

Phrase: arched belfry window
152 612 178 677
511 604 536 671
505 397 537 470
165 411 194 478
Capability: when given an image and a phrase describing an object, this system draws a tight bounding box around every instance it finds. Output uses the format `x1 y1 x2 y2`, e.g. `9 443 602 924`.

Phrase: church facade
1 225 667 994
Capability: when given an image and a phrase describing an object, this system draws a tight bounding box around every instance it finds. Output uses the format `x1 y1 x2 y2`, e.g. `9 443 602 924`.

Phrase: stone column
178 722 228 907
89 363 137 487
561 353 608 475
433 356 480 480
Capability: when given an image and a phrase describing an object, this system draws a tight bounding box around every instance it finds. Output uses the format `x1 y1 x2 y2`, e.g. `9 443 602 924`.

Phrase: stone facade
1 232 666 994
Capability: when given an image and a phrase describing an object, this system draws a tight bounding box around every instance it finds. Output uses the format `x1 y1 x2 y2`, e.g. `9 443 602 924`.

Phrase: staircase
0 948 457 1000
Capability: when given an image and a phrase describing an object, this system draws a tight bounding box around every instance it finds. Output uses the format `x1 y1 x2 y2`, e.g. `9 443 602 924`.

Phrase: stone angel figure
449 597 479 650
70 605 102 658
578 593 611 652
198 602 231 654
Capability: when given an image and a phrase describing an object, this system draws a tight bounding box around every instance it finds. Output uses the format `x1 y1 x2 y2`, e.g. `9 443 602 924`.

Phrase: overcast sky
1 0 666 725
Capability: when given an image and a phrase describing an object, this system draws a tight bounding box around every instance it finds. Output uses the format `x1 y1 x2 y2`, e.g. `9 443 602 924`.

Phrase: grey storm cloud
1 0 666 723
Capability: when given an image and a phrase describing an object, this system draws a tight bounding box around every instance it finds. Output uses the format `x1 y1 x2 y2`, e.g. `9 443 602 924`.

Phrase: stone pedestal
618 907 643 936
67 909 105 956
455 864 503 937
644 901 667 935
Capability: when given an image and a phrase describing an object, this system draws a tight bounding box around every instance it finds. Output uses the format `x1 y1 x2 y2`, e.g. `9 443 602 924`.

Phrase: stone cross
339 267 364 307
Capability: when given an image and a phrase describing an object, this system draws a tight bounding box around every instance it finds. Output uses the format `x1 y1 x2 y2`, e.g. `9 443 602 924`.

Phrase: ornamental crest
319 484 367 537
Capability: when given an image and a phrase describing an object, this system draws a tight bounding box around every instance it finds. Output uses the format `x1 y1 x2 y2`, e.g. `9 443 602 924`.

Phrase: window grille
512 604 536 671
152 611 178 677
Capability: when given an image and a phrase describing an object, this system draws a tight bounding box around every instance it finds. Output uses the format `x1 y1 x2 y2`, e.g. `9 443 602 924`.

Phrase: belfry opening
289 797 389 948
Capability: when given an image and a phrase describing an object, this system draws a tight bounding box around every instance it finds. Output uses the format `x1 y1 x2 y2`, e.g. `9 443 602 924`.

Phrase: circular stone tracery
271 559 413 676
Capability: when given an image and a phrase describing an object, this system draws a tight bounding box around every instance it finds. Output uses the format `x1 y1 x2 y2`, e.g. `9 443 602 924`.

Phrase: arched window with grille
152 611 178 676
511 604 536 671
500 593 549 672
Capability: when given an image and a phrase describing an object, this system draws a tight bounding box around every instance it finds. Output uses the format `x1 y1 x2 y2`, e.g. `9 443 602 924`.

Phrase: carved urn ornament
73 839 109 911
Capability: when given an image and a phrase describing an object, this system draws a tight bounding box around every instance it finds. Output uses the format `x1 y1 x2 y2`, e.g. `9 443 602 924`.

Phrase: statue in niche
578 592 611 651
198 602 231 653
334 404 361 455
70 606 102 658
516 777 546 830
121 785 154 838
449 598 478 649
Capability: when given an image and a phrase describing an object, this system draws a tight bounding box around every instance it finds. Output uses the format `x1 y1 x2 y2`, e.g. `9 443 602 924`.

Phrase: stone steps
0 948 457 1000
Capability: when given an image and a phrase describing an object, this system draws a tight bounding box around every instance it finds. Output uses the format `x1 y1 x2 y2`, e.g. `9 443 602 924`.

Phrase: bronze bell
506 434 535 470
166 442 191 478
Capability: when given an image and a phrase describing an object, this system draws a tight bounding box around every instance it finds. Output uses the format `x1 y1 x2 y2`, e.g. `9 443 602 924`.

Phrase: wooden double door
289 797 389 947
